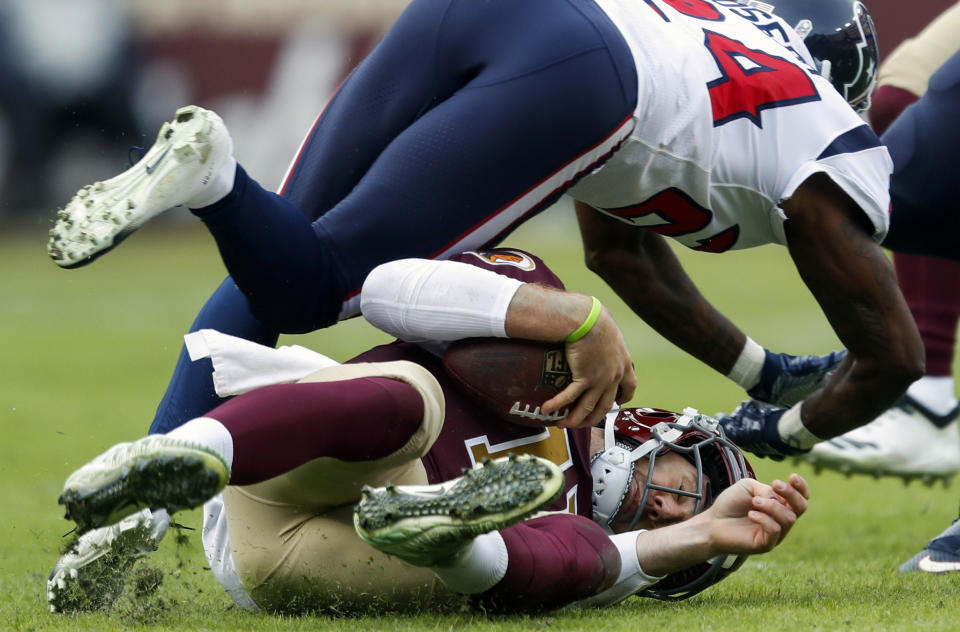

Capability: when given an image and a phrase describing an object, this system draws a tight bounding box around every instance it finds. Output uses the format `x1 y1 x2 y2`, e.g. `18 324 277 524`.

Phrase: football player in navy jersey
48 248 810 615
794 2 960 576
47 0 921 461
805 3 960 485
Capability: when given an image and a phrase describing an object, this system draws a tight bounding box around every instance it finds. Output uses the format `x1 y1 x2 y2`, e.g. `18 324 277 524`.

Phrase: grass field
1 207 958 631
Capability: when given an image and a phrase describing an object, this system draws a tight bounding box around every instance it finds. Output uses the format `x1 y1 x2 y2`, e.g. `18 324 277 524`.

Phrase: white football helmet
590 406 755 600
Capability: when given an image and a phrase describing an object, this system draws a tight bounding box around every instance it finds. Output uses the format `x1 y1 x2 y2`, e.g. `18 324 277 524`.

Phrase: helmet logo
794 18 812 38
467 249 537 270
844 1 877 109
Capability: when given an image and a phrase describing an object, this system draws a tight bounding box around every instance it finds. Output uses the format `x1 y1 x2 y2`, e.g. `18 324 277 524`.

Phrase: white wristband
726 337 765 390
360 259 523 342
776 401 821 449
567 530 664 608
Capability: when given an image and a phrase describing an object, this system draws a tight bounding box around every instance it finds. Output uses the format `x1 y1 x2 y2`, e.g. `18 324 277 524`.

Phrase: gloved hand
747 349 847 408
715 400 810 461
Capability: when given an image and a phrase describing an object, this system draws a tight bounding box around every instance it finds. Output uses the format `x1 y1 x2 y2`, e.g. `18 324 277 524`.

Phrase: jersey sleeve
781 125 893 242
565 529 665 609
360 248 566 346
475 514 622 612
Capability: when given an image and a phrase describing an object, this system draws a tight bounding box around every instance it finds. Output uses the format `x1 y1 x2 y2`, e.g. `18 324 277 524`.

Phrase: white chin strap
590 407 694 533
818 58 832 85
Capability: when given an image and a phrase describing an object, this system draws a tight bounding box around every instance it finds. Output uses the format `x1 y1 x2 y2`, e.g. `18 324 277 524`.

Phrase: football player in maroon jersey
48 249 809 615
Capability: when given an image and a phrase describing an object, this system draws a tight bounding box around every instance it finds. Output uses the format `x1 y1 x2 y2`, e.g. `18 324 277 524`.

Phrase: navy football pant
150 0 637 432
882 49 960 261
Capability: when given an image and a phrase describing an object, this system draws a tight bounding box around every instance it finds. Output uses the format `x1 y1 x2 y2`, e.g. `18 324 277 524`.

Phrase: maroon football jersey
350 248 593 518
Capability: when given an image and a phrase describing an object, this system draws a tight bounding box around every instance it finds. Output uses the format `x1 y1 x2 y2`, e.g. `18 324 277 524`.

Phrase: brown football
442 338 572 427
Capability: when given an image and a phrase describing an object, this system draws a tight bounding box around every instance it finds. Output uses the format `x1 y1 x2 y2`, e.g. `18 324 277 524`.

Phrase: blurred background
0 0 953 224
0 0 411 221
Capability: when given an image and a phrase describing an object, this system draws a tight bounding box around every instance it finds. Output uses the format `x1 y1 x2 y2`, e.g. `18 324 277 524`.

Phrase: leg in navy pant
152 0 638 431
882 50 960 261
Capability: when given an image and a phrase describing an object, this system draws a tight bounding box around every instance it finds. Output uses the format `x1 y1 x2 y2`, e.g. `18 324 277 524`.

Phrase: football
442 338 572 427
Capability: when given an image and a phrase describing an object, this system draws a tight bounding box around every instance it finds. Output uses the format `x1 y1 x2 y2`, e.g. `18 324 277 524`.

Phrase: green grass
1 208 958 631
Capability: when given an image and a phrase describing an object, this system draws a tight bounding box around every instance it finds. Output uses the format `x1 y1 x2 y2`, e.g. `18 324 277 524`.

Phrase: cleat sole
59 438 228 533
354 454 562 567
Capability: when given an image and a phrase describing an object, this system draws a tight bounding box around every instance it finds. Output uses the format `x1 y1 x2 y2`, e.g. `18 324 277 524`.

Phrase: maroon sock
895 253 960 376
206 377 424 485
871 85 918 136
477 514 620 612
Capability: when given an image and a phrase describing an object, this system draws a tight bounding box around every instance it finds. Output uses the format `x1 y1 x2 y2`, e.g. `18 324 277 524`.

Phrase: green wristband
565 296 602 343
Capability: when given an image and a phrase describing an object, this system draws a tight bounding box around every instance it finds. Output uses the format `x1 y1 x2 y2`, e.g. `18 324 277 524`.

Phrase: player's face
609 451 699 533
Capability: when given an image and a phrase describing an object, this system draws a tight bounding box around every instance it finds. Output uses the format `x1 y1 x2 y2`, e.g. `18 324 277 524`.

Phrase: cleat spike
58 435 229 533
353 455 564 567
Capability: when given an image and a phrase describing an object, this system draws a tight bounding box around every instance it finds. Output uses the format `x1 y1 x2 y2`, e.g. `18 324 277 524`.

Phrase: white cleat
59 435 230 534
47 105 233 268
47 508 170 613
802 394 960 485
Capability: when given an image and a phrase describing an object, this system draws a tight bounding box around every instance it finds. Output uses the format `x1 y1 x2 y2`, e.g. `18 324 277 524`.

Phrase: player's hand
704 474 810 556
748 349 847 407
543 305 637 429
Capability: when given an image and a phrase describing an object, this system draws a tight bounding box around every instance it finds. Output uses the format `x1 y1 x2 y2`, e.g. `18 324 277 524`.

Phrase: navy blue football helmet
769 0 880 111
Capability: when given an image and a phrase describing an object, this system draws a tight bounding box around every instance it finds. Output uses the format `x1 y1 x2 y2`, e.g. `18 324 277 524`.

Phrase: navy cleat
748 349 846 408
715 400 809 461
900 515 960 573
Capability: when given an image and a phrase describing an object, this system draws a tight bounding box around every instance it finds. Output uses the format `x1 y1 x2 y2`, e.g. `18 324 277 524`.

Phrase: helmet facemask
590 406 755 600
591 407 749 534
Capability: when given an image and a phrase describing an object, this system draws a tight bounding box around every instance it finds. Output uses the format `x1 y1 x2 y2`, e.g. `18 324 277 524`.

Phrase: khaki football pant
223 360 462 614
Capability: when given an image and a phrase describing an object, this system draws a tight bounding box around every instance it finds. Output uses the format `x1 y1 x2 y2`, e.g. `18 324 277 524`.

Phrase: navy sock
193 165 347 333
149 277 278 434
